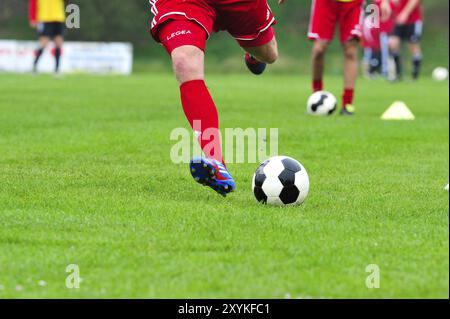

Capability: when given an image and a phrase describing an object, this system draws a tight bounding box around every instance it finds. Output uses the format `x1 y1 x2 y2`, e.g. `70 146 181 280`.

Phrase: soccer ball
432 67 449 82
307 91 337 116
252 156 310 206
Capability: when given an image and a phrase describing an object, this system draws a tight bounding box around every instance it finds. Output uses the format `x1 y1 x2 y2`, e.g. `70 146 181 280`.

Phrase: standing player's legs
379 32 391 78
52 22 66 74
389 27 403 80
338 0 363 115
409 22 423 80
409 42 422 80
53 34 64 74
341 39 359 112
308 0 338 92
33 31 50 73
363 48 372 78
311 40 329 92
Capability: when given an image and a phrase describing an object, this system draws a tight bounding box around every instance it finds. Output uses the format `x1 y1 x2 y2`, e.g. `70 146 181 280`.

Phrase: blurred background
0 0 448 74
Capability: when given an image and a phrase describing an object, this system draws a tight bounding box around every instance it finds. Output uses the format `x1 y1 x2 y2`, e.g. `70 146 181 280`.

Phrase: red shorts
308 0 364 44
150 0 276 48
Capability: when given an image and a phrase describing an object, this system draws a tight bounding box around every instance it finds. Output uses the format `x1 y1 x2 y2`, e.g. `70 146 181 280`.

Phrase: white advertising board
0 40 133 75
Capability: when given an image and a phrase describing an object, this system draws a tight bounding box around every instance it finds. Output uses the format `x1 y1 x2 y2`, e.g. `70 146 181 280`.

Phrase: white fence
0 40 133 75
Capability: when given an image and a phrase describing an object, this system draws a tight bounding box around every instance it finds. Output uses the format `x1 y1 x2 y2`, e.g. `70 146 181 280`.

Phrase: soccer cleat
340 104 355 116
244 53 267 75
190 157 236 197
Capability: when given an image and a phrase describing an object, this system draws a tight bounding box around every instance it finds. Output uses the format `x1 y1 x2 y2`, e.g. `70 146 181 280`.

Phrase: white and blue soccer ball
307 91 337 116
252 156 310 206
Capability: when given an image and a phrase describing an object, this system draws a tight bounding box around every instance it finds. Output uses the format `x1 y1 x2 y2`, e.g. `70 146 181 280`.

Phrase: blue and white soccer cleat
244 53 267 75
190 157 236 197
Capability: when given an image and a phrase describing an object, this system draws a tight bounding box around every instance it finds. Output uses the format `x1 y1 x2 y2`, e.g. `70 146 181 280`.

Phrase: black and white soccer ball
307 91 337 116
252 156 310 206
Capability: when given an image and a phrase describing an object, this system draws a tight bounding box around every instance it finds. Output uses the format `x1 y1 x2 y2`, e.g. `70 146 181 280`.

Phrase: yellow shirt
37 0 65 23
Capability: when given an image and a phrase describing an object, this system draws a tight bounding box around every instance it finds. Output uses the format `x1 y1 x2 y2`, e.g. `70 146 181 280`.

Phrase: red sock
180 80 224 163
343 88 354 108
313 79 323 92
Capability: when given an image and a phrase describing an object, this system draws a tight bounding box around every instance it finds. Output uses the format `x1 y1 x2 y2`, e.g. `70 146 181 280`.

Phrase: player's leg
158 20 235 196
311 40 329 92
242 35 278 65
338 0 363 115
161 23 219 161
363 48 372 78
52 23 65 74
219 0 277 75
379 32 390 78
307 0 337 92
372 51 382 75
340 39 359 115
33 36 50 73
409 42 422 80
389 27 403 80
240 28 278 75
409 22 423 80
53 35 64 74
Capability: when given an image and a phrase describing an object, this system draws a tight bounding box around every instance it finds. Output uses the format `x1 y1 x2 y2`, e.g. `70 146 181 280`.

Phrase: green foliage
0 0 448 72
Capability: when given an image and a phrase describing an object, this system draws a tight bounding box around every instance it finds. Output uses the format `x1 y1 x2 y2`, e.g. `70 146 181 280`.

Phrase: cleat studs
191 169 196 173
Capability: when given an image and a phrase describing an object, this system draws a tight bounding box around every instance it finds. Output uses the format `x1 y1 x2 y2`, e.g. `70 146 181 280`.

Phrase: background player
308 0 392 116
362 15 384 78
362 0 395 78
389 0 424 81
29 0 66 75
150 0 284 196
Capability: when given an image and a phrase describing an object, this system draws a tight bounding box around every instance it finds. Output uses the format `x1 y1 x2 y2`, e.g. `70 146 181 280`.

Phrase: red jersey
393 0 423 24
374 0 395 33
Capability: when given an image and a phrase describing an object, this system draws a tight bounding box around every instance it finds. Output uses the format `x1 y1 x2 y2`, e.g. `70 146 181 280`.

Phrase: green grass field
0 73 448 299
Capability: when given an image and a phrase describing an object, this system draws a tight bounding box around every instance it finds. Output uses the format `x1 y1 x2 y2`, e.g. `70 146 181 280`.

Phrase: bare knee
389 36 401 52
54 36 64 49
312 41 328 60
343 42 358 61
409 43 422 56
244 39 278 65
171 46 204 84
265 47 278 65
39 37 50 48
259 48 278 65
263 39 279 64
